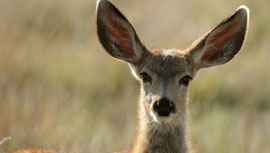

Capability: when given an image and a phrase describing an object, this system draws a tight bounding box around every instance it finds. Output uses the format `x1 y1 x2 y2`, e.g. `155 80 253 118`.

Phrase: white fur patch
150 111 175 124
162 49 176 56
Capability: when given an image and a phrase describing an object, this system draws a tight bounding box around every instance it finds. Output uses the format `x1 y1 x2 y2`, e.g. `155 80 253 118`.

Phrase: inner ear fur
96 0 146 64
188 6 249 69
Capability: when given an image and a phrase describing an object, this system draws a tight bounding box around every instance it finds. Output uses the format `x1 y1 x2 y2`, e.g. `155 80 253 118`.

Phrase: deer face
96 0 248 124
129 49 195 123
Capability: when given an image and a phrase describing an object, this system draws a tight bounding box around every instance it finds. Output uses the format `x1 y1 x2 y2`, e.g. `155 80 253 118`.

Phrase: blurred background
0 0 269 152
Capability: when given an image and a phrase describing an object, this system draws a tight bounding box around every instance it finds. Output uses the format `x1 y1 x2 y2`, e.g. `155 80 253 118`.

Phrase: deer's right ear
96 0 146 64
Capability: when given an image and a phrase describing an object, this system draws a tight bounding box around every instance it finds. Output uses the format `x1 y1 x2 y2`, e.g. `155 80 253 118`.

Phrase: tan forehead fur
138 48 194 76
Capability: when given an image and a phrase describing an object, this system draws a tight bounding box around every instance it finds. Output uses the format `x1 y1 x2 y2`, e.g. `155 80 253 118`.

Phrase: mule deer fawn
14 0 249 152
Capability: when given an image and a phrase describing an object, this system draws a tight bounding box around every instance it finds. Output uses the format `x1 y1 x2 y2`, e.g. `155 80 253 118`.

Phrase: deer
96 0 249 152
14 0 249 153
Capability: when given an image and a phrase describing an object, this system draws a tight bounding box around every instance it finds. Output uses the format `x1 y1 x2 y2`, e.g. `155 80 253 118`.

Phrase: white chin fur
150 111 174 124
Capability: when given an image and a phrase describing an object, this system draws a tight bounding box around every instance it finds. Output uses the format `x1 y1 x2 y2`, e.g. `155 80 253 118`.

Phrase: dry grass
0 0 269 153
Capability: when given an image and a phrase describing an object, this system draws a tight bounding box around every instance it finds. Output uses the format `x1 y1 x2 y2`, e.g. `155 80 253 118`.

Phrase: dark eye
179 76 192 86
140 72 152 83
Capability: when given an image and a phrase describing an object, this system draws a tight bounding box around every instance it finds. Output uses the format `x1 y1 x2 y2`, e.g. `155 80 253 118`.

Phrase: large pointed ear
188 6 249 69
96 0 146 64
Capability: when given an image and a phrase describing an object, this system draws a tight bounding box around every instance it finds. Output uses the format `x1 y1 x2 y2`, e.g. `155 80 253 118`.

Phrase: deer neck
130 97 189 153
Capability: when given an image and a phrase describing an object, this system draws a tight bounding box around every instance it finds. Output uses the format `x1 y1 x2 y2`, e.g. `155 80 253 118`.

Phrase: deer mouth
150 111 176 124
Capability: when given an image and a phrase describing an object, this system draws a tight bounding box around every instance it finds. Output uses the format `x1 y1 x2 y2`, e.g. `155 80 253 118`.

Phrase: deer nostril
169 102 176 113
153 98 175 117
153 101 161 112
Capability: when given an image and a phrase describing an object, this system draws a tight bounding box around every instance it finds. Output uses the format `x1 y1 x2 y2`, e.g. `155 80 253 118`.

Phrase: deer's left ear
188 6 249 69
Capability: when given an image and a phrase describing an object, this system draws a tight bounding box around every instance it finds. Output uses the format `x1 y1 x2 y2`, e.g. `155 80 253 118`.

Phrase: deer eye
140 72 152 83
179 76 192 86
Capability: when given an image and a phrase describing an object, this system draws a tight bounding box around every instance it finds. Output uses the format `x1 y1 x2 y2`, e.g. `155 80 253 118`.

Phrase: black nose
153 98 176 117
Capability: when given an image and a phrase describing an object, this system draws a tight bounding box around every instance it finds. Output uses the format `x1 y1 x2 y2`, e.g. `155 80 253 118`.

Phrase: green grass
0 0 269 152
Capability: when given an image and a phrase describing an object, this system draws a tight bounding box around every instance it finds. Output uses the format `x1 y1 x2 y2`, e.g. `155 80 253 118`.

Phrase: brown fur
13 149 56 153
129 50 191 153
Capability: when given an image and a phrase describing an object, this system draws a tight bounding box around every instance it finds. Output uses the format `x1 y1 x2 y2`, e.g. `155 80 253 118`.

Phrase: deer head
96 0 249 125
